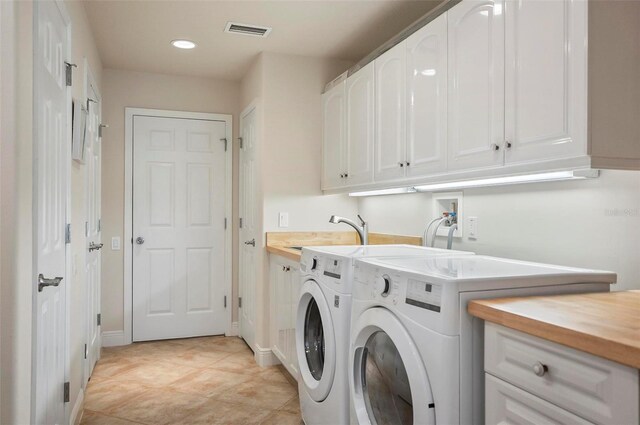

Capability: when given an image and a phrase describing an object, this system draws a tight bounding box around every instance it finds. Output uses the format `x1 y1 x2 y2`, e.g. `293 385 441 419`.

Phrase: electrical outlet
278 212 289 228
111 237 121 250
467 217 478 239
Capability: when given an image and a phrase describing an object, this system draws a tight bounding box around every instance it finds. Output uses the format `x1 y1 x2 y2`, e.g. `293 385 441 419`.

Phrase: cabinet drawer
485 322 639 425
486 374 593 425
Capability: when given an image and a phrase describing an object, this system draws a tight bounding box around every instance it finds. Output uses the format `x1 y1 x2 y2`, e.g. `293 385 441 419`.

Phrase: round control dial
376 274 392 297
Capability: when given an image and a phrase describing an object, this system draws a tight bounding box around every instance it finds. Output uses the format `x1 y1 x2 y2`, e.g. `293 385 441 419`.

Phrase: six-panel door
132 115 228 341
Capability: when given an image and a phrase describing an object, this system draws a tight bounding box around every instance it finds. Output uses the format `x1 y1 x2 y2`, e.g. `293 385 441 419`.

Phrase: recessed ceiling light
171 39 196 49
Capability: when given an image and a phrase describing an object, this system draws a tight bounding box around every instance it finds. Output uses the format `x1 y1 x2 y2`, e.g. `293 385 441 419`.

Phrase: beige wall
101 69 240 332
238 52 358 349
358 170 640 291
0 1 34 422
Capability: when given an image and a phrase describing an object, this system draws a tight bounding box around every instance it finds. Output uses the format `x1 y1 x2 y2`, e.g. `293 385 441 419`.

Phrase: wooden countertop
265 231 422 262
469 291 640 369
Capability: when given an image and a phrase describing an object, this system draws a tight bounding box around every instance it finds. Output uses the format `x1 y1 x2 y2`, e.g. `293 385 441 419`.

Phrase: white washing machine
349 255 616 425
296 245 474 425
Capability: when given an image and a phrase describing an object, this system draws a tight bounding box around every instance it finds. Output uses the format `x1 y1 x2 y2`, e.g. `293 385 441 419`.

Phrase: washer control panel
405 278 442 313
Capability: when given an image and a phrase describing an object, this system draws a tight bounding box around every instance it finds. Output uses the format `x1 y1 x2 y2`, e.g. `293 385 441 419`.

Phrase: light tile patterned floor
81 336 302 425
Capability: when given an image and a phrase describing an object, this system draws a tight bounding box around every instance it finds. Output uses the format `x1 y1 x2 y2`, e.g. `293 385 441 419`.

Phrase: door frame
123 107 233 344
83 58 101 385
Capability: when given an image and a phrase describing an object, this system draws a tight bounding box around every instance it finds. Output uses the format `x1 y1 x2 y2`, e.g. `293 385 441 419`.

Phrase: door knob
89 242 104 252
38 274 63 292
244 238 256 247
136 237 145 245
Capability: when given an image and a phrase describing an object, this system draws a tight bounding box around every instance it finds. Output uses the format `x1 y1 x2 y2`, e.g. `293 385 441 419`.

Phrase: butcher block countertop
265 231 422 261
469 291 640 369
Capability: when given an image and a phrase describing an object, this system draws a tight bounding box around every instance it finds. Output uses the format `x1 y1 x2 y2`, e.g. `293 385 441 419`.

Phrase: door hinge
238 137 243 149
63 382 70 403
239 218 243 229
224 218 227 229
98 219 101 232
97 313 101 326
224 295 227 308
84 344 88 359
64 62 76 87
65 224 71 244
85 221 89 237
98 124 109 138
220 138 228 152
239 297 242 308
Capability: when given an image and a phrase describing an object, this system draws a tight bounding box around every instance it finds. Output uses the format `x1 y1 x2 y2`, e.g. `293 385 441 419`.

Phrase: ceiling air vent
224 22 272 38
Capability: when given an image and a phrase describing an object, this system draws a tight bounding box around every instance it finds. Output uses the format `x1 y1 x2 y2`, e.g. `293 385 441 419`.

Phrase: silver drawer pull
533 362 548 377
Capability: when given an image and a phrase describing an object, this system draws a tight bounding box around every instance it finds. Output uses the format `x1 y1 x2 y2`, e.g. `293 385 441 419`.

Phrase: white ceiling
83 0 441 81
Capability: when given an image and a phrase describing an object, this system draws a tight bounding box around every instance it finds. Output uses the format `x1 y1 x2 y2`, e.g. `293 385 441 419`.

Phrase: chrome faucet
329 215 368 245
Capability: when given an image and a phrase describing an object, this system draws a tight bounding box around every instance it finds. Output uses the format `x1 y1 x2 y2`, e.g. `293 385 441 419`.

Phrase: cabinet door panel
346 63 375 186
322 81 346 190
504 0 587 163
448 0 505 171
375 42 406 182
406 13 448 178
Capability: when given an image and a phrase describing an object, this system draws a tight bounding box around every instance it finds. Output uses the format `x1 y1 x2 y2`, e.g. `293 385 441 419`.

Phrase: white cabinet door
322 81 347 190
374 42 406 182
504 0 587 164
406 13 448 178
270 256 300 379
346 63 375 186
447 0 505 171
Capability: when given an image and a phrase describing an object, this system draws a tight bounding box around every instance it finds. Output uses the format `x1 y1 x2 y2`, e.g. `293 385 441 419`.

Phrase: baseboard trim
70 388 84 425
254 343 281 367
101 330 126 347
227 321 239 337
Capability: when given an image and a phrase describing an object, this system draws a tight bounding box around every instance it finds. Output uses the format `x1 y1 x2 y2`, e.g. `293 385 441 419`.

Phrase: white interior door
34 1 69 423
132 115 228 341
239 107 257 351
85 80 101 380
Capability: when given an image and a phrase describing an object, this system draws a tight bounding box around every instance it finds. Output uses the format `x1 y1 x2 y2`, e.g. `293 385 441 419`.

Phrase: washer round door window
362 331 413 424
296 279 336 402
351 307 435 425
304 297 325 380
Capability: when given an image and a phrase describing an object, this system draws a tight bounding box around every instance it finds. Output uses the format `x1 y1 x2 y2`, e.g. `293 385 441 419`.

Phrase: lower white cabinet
269 254 301 379
484 322 639 425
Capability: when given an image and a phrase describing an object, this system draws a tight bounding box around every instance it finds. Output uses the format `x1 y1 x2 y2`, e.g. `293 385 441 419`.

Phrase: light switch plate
111 237 121 250
467 217 478 239
278 212 289 228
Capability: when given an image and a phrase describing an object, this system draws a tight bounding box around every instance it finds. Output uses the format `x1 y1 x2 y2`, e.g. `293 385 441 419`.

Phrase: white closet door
239 107 258 351
346 62 375 186
374 42 406 182
504 0 587 164
447 0 505 171
406 13 448 178
132 116 227 341
34 2 69 423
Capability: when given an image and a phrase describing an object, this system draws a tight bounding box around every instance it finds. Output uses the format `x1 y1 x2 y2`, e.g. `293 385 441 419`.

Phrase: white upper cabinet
504 0 587 164
321 79 347 190
374 42 407 182
346 62 375 187
447 0 505 172
406 13 448 178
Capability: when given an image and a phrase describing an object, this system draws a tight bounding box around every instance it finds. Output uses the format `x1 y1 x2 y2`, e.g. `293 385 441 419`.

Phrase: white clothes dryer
349 255 615 425
296 245 473 425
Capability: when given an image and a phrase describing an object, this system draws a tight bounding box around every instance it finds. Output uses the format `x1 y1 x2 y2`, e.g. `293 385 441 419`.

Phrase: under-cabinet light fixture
348 170 599 197
348 187 418 197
